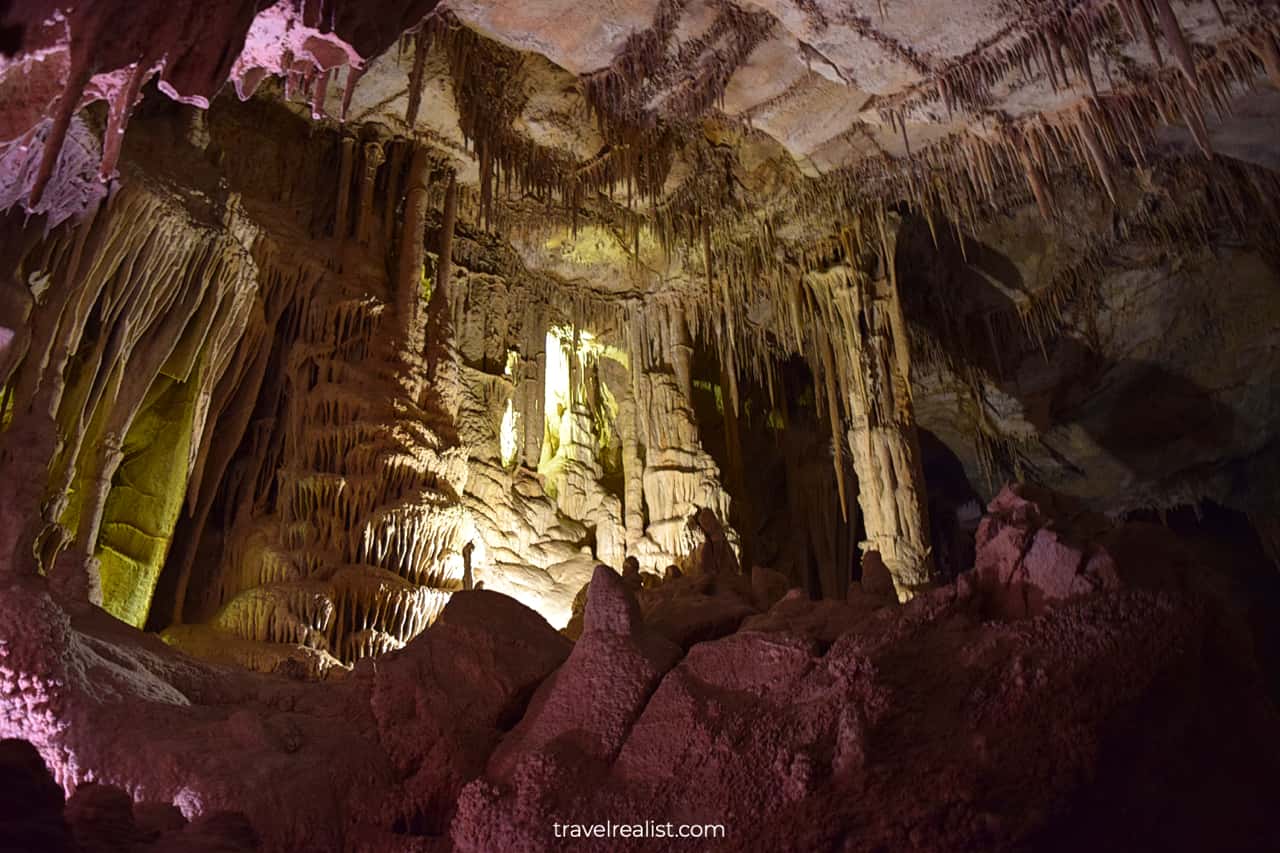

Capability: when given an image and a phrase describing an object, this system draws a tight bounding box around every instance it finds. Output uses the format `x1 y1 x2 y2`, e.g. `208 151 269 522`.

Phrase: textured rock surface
0 581 571 850
3 487 1277 851
970 483 1122 619
3 0 1280 644
1 5 1279 849
452 494 1280 852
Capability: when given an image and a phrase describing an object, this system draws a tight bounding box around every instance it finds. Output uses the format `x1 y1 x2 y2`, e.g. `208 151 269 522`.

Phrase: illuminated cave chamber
3 1 1280 849
454 304 739 628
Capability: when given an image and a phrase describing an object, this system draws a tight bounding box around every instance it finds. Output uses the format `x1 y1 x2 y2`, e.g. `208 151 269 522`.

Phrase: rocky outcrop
969 483 1122 620
1 736 258 852
448 487 1280 853
0 577 571 850
4 485 1277 851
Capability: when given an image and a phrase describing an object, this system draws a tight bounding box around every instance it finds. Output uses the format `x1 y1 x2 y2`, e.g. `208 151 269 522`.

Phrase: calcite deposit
2 0 1280 849
4 491 1279 851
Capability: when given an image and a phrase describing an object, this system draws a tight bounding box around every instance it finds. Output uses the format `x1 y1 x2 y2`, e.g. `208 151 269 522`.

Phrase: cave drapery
0 0 1278 687
3 2 1280 851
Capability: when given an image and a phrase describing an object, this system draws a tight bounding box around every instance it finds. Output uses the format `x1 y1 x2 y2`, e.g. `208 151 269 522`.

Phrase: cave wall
447 259 739 626
899 158 1280 525
0 95 745 669
1 0 1280 671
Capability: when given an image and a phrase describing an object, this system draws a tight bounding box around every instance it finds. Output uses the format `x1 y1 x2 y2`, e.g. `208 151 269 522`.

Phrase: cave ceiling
3 0 1278 293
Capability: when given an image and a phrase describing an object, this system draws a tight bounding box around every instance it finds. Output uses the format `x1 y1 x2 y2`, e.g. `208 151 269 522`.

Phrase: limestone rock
970 483 1121 619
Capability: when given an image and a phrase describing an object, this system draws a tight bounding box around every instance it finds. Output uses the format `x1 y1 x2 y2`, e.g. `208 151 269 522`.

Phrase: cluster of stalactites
865 4 1279 228
0 183 261 628
161 135 470 671
618 209 937 596
640 2 1278 306
398 10 680 235
579 0 776 126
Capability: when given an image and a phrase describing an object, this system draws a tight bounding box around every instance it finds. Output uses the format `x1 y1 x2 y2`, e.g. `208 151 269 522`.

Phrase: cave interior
2 1 1280 850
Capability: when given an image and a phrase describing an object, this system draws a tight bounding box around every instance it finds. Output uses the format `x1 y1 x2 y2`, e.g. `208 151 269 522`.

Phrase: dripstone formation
2 1 1280 850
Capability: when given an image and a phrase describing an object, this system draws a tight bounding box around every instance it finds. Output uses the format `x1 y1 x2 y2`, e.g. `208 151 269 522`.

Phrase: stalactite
99 63 148 181
1016 132 1056 221
1132 0 1165 66
0 183 263 621
1152 0 1200 91
816 325 849 524
311 70 330 121
340 63 366 122
1076 104 1119 204
356 141 385 245
334 137 356 241
405 28 430 127
1256 30 1280 89
877 208 915 404
425 173 462 423
28 58 93 210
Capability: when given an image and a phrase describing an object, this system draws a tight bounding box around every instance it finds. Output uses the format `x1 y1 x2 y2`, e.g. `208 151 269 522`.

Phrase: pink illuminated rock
0 581 569 851
3 493 1280 852
488 566 679 775
0 0 439 211
637 572 757 649
970 483 1121 619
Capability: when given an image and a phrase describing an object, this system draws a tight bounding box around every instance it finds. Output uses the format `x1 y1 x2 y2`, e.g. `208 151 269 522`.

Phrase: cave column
845 217 936 601
617 388 645 551
397 145 431 352
425 173 461 420
520 310 546 469
334 136 355 241
668 304 694 404
356 140 385 245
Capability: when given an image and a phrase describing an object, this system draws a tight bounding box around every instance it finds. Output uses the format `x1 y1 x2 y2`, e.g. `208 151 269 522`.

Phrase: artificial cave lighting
499 398 518 469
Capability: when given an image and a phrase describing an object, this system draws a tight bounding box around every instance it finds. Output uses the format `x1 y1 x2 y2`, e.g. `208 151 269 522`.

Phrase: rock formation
2 0 1280 848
